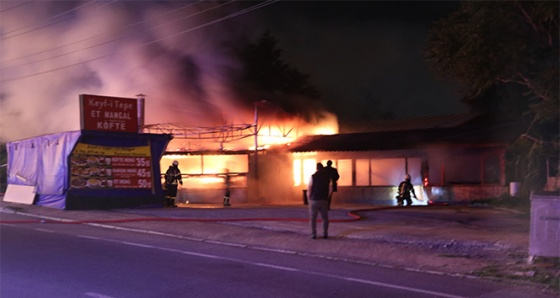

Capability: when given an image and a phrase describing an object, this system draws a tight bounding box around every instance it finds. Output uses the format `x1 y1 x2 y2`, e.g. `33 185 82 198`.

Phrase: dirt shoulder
218 206 559 293
325 206 559 293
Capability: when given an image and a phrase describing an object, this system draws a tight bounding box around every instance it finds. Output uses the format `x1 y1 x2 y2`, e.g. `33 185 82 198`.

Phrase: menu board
70 143 152 189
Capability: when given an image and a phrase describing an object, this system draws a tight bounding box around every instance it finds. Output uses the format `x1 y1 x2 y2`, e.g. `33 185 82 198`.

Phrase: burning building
143 102 339 205
149 112 521 207
4 92 522 210
280 118 523 206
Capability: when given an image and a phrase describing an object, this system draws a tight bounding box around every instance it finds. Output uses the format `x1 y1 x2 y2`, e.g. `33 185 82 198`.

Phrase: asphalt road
1 212 555 298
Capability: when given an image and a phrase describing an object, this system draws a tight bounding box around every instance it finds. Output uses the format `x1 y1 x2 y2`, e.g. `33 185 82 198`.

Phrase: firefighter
164 160 183 207
397 174 416 206
223 168 231 207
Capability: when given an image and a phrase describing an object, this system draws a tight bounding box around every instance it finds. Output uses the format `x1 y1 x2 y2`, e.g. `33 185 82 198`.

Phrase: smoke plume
0 1 336 143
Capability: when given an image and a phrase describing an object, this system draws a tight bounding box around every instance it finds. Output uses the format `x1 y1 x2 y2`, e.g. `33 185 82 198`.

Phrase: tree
236 31 323 121
424 1 559 196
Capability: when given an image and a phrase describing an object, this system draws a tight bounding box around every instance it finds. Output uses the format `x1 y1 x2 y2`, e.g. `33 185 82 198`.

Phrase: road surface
0 212 554 298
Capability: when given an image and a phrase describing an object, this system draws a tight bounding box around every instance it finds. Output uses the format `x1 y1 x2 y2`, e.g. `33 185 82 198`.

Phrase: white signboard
3 184 36 205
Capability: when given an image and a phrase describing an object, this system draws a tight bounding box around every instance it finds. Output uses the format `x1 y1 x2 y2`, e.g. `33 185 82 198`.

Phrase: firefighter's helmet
172 160 179 166
404 174 411 181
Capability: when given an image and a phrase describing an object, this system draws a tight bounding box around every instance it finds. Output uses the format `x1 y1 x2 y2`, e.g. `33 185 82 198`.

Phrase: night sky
0 1 468 141
253 1 467 128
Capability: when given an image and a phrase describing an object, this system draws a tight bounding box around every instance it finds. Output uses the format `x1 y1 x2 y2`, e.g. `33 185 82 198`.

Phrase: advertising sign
70 143 152 190
80 94 138 133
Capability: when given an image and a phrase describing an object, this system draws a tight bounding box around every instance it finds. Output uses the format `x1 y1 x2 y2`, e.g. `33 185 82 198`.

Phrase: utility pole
136 94 146 132
253 102 259 178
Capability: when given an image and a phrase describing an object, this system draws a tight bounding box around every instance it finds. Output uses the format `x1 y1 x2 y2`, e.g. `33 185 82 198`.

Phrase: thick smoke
0 1 337 142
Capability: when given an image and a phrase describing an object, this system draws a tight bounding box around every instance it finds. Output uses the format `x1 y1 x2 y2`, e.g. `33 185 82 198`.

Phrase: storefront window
293 159 302 186
446 155 480 184
356 159 370 186
371 158 404 186
337 159 352 186
483 155 500 184
302 158 317 185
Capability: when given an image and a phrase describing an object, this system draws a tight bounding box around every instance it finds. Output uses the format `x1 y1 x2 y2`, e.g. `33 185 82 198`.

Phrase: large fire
158 110 338 152
251 114 338 150
159 110 338 192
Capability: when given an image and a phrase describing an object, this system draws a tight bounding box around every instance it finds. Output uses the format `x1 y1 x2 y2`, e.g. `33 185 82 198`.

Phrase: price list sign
70 143 153 190
111 157 152 188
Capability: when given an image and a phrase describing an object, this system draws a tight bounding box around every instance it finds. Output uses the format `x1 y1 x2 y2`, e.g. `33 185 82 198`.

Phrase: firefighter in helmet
397 174 416 206
164 160 183 207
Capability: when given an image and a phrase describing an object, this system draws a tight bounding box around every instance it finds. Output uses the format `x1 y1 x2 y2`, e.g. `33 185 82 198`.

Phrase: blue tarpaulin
7 130 172 210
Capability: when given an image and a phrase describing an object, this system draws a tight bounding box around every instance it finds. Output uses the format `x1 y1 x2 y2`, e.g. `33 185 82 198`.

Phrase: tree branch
496 76 526 86
515 1 554 47
515 1 539 32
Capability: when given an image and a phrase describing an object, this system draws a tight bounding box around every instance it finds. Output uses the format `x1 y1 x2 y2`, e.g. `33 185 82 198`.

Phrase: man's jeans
309 200 329 236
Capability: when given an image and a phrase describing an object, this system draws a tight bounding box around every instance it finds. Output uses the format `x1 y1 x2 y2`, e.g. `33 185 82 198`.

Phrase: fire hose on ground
0 208 392 225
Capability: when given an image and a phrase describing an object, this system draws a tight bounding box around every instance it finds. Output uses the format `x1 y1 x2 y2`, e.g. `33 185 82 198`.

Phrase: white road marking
252 246 298 254
9 221 469 298
77 235 102 240
205 240 247 247
33 228 55 233
179 250 223 259
254 263 300 272
344 277 467 298
84 292 115 298
76 235 468 298
120 241 154 249
10 221 467 298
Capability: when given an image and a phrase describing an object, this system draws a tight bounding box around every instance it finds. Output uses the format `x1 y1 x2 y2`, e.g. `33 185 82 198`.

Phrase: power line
137 1 277 49
0 0 278 83
0 0 34 13
2 0 207 65
2 0 232 70
0 0 106 40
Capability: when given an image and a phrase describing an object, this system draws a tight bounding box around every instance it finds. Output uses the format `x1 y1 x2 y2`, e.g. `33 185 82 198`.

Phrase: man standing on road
307 163 332 239
325 160 339 210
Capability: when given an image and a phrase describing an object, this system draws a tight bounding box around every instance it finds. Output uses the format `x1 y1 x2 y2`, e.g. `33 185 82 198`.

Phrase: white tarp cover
7 131 81 209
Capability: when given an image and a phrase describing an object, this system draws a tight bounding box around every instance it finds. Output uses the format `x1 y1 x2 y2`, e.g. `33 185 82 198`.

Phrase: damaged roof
286 122 524 152
339 113 485 133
